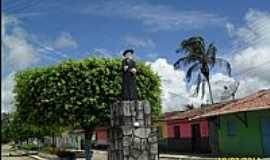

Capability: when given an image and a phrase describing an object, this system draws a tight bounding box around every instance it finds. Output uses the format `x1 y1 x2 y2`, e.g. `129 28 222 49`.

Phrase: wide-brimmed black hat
122 49 134 56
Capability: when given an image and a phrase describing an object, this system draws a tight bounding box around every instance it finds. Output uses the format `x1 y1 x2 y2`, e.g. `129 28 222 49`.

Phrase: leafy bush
15 58 162 129
1 123 11 144
21 143 38 150
1 112 64 144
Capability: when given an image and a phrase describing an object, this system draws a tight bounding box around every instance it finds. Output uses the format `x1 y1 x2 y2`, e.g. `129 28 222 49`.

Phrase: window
227 120 236 136
173 125 180 138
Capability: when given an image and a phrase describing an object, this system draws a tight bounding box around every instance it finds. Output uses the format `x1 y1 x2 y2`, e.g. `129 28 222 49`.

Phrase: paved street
1 144 35 160
2 144 269 160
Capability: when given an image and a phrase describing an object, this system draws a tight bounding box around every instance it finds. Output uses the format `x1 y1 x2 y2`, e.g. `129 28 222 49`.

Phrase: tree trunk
52 134 56 147
207 79 214 104
84 129 93 160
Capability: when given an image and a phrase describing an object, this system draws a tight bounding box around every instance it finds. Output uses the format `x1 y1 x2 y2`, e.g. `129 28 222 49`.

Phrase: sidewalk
25 149 270 160
26 150 217 160
159 154 217 160
3 143 269 160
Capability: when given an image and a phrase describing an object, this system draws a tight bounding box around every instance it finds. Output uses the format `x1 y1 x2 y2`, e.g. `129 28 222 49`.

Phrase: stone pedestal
108 100 159 160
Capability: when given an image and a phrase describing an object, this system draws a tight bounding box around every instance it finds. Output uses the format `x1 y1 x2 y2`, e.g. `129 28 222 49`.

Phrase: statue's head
122 49 134 59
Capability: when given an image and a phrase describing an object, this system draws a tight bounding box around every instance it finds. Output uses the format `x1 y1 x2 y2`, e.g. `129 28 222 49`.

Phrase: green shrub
21 143 38 150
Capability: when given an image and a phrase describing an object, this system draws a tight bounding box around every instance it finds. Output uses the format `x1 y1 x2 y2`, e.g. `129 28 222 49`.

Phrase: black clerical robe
122 58 137 100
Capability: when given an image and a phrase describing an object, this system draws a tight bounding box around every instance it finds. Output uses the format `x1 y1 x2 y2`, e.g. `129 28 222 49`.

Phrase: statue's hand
124 66 129 71
131 68 137 74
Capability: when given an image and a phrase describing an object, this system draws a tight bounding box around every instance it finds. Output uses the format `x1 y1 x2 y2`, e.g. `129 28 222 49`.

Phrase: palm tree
174 36 231 104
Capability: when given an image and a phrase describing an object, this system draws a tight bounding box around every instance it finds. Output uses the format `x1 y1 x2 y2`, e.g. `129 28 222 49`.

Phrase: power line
30 39 72 59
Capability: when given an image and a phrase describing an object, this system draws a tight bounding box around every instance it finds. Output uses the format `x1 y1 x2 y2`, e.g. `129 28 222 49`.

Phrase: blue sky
2 0 270 112
2 0 269 66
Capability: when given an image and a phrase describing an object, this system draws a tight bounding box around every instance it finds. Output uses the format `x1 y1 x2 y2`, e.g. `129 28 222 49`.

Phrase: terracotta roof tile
193 89 270 119
164 89 270 121
165 102 229 120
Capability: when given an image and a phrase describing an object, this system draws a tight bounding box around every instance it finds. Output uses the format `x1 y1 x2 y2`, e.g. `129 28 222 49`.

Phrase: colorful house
93 127 109 148
193 89 270 156
44 127 109 150
159 104 225 153
84 89 270 156
153 119 168 139
43 129 85 150
145 102 226 153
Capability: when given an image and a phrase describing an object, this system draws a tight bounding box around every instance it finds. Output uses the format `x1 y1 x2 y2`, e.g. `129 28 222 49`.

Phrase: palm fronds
215 58 231 76
174 36 232 104
173 56 198 69
186 62 200 82
206 43 216 68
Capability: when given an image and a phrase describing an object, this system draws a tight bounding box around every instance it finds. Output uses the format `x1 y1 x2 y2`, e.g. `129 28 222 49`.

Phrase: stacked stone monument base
108 100 159 160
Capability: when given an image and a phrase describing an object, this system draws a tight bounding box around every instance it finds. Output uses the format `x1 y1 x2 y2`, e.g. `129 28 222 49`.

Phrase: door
173 125 180 138
261 117 270 155
192 124 201 153
209 117 219 153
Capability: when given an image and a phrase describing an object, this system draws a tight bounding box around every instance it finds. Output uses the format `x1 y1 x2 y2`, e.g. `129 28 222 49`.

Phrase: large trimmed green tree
15 58 161 160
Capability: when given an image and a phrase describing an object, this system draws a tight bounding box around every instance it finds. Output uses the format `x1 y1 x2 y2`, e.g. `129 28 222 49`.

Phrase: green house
193 89 270 157
219 110 270 156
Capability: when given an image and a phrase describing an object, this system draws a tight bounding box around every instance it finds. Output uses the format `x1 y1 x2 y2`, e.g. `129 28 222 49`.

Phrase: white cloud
145 53 159 60
124 36 155 49
1 72 16 113
189 9 270 105
147 59 240 112
2 13 18 40
225 23 234 37
232 47 270 81
91 48 113 58
2 14 40 112
4 27 39 69
147 58 190 112
1 14 75 113
81 1 226 31
54 32 78 49
147 9 270 112
227 9 270 47
2 14 39 70
227 9 270 97
237 77 269 98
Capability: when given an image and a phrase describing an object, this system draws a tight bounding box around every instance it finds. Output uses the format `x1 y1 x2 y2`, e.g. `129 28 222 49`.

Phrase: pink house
160 104 224 153
167 118 209 138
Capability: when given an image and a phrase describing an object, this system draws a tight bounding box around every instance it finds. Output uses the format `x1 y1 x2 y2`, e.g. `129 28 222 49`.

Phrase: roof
192 89 270 119
165 102 230 120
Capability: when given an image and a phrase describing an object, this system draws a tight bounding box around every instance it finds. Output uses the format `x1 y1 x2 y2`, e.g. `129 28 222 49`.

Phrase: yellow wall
153 120 168 138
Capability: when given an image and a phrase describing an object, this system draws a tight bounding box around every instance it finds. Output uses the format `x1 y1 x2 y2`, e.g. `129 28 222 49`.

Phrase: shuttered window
227 120 236 136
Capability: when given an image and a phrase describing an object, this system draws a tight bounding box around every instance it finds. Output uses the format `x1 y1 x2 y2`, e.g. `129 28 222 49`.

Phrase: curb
29 155 49 160
159 154 218 160
34 152 59 160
